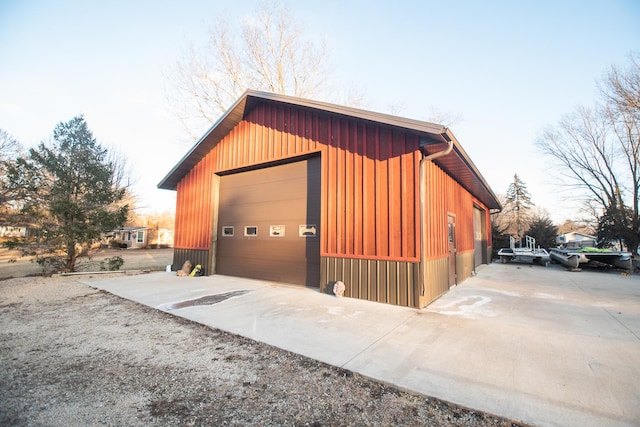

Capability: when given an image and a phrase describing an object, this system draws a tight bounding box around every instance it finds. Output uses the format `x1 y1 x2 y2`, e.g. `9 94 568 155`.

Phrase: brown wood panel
421 256 449 305
173 249 210 275
320 257 419 307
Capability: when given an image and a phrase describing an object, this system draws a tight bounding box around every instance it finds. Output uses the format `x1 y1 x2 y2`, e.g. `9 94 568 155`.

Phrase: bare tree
0 129 23 213
166 1 330 138
539 105 622 210
602 51 640 251
0 129 20 160
424 106 465 128
538 52 640 253
557 219 595 236
602 51 640 113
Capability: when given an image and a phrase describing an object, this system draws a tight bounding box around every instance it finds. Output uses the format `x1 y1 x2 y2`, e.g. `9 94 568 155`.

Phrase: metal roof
158 90 501 210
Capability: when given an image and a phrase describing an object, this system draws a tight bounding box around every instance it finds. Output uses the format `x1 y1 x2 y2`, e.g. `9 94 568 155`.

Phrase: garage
161 91 500 307
216 156 321 287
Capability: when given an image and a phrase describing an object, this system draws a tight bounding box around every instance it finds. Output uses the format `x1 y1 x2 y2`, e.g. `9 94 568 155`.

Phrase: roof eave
157 91 251 190
445 129 502 210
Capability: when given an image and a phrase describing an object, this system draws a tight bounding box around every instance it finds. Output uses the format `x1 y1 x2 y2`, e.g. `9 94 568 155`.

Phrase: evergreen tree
5 116 128 272
505 174 533 240
527 214 558 249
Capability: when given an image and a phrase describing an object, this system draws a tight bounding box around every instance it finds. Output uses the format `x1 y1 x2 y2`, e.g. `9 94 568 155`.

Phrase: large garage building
159 90 501 308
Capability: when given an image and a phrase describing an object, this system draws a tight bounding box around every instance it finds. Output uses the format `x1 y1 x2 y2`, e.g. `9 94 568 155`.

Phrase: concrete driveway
84 262 640 427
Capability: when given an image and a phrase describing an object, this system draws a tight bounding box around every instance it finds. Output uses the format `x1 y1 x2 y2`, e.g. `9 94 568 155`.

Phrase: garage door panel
216 157 320 287
219 201 307 224
219 180 307 205
217 254 319 286
221 163 307 189
218 238 317 259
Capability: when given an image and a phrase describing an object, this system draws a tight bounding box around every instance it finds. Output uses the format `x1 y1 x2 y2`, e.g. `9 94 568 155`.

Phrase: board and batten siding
174 103 421 261
420 160 492 305
171 100 491 307
321 120 421 261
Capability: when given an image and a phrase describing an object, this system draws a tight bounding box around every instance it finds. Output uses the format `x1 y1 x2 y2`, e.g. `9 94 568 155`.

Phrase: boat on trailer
548 249 580 269
497 235 551 267
549 232 633 271
549 247 632 271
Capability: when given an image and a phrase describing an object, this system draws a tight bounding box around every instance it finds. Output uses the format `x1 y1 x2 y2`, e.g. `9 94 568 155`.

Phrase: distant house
103 226 149 249
556 232 597 249
148 227 174 248
0 225 29 238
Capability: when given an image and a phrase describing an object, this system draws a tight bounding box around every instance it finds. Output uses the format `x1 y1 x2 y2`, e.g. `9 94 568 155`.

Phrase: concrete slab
83 263 640 427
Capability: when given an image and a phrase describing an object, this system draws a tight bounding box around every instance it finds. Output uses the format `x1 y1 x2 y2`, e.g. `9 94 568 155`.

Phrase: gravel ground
0 274 527 426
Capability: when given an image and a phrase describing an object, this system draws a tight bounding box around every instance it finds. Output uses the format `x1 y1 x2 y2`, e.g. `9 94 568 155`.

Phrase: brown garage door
216 157 321 287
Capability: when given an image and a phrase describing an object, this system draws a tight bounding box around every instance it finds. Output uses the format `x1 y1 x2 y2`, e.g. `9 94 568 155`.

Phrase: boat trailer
549 247 633 271
497 235 551 267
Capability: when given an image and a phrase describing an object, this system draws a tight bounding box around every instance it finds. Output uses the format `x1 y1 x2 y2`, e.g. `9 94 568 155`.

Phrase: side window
299 224 317 237
270 225 285 237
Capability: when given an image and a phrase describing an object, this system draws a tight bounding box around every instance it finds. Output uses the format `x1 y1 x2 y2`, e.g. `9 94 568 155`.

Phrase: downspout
419 130 454 302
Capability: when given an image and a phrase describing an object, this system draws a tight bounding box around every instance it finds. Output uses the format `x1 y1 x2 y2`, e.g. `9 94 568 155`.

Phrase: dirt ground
0 253 527 426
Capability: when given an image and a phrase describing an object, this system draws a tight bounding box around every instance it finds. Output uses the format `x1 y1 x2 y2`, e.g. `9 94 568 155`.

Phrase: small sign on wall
299 224 317 237
269 225 285 237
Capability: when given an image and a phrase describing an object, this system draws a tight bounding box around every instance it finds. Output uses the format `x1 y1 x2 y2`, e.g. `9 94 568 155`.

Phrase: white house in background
0 225 29 238
556 232 597 249
103 226 149 249
151 227 174 248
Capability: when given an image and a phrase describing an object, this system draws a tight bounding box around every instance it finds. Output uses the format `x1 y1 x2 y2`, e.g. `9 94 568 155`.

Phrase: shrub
100 256 124 271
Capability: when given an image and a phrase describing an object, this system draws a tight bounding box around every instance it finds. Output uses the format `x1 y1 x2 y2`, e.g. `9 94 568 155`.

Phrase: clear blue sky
1 0 639 222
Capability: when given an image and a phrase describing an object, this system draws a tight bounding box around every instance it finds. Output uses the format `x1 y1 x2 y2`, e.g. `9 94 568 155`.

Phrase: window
137 231 144 243
269 225 285 237
244 226 258 236
299 224 317 237
222 226 234 237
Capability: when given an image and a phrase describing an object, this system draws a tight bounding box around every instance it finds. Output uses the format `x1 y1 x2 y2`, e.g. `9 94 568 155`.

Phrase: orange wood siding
422 160 490 260
321 118 421 261
174 102 491 264
174 102 421 262
174 155 213 250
